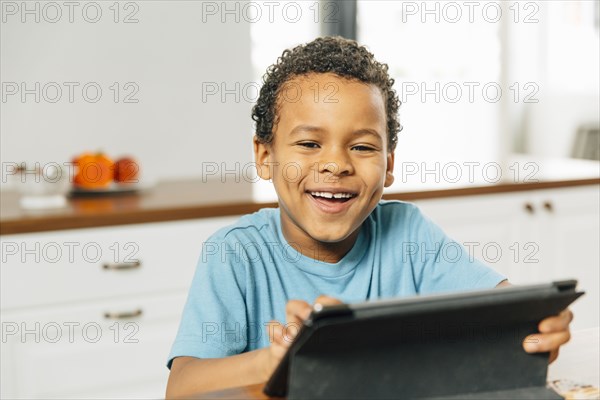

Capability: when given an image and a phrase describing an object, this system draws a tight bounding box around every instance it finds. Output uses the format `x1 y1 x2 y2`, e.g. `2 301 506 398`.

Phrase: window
358 1 502 190
250 1 321 84
545 1 599 93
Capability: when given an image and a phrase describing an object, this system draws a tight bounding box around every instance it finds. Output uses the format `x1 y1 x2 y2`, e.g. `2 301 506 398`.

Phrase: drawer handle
104 309 143 319
543 201 554 213
524 203 535 214
102 260 141 270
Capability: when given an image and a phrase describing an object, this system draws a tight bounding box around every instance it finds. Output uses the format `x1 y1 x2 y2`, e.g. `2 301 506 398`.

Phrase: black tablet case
264 280 584 399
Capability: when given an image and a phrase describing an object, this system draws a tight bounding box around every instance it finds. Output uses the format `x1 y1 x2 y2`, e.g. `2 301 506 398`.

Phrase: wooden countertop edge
2 178 598 236
0 201 278 236
383 178 600 201
174 383 274 400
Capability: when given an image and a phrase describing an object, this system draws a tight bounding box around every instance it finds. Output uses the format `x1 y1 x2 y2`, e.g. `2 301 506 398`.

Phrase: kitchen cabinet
1 183 598 397
414 185 600 330
1 292 184 398
0 216 239 398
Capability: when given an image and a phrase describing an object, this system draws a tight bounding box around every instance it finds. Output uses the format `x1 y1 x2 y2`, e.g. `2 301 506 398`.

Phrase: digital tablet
263 280 584 399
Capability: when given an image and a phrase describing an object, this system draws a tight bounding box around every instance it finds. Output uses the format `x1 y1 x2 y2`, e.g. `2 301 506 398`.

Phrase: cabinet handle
102 260 141 270
104 309 143 319
524 203 535 214
543 201 554 213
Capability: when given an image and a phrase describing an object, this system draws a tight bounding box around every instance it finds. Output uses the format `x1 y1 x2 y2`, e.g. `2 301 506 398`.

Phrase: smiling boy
165 37 573 397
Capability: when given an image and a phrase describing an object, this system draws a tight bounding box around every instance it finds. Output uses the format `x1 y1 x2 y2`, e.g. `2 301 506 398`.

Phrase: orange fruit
72 152 114 189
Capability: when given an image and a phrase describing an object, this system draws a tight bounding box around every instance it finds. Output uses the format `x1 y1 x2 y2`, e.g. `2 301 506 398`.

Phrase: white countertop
548 327 600 396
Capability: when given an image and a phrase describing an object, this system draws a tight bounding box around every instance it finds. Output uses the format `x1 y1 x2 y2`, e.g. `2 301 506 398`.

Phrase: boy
165 37 573 397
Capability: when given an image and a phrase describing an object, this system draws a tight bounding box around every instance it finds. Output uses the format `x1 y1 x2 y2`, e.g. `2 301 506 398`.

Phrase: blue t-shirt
167 200 506 368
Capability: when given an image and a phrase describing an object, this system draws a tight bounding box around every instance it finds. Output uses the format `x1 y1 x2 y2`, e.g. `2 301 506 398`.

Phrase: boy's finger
314 295 344 307
282 321 302 343
265 320 282 343
286 300 312 324
523 331 571 353
538 309 573 333
268 323 291 348
269 343 288 364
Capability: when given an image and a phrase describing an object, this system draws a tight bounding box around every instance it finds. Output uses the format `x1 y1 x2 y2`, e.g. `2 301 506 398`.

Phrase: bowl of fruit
69 151 143 196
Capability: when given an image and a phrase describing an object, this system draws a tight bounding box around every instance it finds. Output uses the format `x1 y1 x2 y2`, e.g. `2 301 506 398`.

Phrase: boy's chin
307 227 356 245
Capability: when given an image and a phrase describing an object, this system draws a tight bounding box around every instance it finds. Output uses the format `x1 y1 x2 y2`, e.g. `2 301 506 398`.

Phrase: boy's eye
298 142 320 149
352 145 376 152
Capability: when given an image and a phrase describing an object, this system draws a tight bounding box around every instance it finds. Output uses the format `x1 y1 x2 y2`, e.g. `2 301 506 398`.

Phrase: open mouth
308 191 357 203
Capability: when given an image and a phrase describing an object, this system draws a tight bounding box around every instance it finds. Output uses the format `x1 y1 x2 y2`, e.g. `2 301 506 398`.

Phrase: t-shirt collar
273 209 369 278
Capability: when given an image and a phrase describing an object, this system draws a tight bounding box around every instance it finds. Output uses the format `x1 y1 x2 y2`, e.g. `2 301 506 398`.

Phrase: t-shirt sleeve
166 235 248 369
406 204 507 295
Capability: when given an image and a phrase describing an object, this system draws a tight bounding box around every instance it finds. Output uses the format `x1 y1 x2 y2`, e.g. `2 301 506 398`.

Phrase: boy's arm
165 349 270 398
166 297 330 398
496 279 511 288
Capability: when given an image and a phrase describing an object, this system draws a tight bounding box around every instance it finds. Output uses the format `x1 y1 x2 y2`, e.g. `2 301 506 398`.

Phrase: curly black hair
251 36 402 152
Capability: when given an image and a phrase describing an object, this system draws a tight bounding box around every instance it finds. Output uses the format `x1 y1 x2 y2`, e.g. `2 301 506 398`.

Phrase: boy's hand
262 295 343 380
498 280 573 363
523 308 573 364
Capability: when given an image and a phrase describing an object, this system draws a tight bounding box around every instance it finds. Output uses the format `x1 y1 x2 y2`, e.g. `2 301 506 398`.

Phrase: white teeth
333 193 353 199
310 191 354 199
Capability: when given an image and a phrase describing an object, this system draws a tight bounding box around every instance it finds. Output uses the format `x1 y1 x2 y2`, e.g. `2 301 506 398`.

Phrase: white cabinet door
538 186 600 330
1 216 240 398
414 185 599 330
1 291 186 398
413 192 532 281
1 216 239 309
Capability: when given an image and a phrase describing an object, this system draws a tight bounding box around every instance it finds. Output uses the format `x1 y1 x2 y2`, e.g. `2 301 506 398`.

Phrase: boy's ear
384 151 395 188
253 135 272 181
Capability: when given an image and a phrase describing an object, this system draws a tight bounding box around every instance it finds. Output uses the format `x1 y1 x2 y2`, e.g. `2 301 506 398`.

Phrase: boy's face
255 72 394 252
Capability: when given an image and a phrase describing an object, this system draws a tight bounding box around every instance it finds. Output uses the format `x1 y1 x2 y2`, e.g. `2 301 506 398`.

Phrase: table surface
178 327 600 399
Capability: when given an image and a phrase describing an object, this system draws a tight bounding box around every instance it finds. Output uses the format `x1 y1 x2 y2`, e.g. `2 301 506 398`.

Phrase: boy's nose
317 149 354 177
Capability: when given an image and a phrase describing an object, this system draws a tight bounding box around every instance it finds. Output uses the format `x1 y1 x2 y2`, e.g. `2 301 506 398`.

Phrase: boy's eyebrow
353 129 384 141
289 125 324 136
289 125 383 141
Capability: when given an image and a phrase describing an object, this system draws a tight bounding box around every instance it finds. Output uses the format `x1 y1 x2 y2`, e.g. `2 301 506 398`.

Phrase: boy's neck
280 221 360 264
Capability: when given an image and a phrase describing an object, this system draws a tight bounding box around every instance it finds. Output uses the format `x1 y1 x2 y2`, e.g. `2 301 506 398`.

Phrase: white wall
523 92 600 158
1 1 254 186
505 2 600 157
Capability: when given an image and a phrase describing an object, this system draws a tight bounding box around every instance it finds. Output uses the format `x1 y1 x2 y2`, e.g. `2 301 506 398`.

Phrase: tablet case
263 280 584 399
